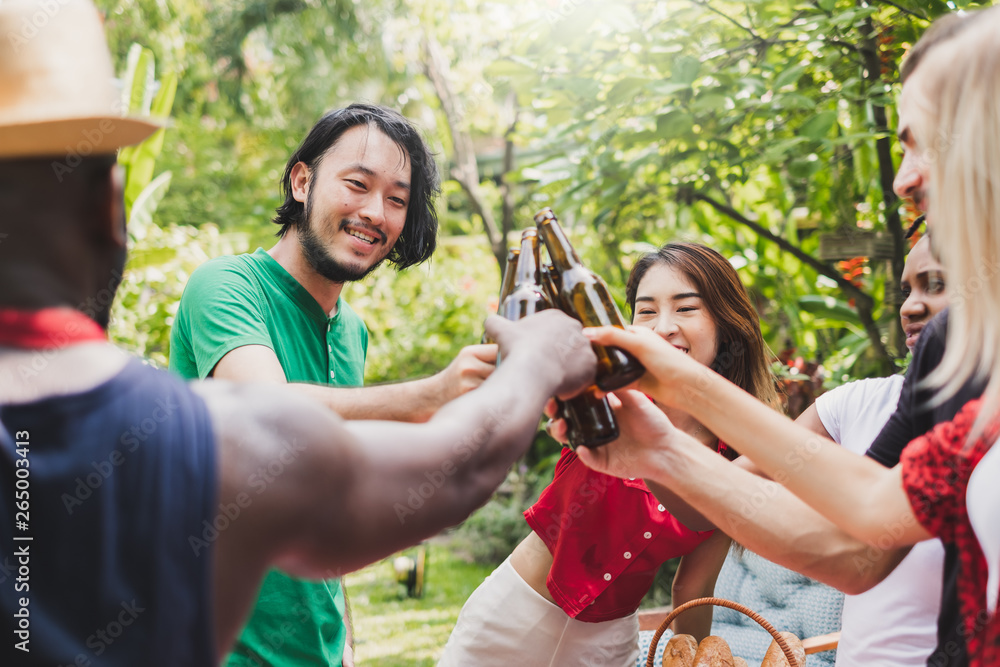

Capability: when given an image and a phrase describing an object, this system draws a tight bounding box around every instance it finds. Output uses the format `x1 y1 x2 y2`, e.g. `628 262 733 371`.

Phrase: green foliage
346 236 499 384
110 221 249 366
116 42 177 222
486 0 992 378
450 485 534 565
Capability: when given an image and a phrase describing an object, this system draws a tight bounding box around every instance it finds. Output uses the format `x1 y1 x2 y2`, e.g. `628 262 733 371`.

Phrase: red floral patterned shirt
901 398 1000 666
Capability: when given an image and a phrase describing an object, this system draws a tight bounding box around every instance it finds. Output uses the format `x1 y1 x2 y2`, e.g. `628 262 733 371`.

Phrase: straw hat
0 0 162 159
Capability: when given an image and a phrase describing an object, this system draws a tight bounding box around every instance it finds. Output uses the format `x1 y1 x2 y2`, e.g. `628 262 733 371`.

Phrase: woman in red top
578 8 1000 666
439 243 780 666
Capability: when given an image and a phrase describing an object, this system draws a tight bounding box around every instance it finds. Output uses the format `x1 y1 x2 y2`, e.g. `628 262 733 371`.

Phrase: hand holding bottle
484 311 596 401
582 325 712 412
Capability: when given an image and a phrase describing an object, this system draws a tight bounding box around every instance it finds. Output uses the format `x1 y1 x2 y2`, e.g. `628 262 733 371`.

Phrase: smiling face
290 124 410 283
631 262 719 368
900 237 948 351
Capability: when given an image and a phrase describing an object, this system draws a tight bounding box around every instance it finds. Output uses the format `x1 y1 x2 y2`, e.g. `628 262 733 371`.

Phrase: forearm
662 370 923 547
323 351 558 569
289 377 443 422
670 602 713 642
645 433 910 591
645 479 713 531
670 533 731 640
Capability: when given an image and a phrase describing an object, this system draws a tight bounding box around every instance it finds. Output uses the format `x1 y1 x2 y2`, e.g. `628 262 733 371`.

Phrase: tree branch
690 0 762 42
686 191 869 304
499 90 518 261
685 189 893 365
420 31 506 271
859 14 906 358
875 0 928 21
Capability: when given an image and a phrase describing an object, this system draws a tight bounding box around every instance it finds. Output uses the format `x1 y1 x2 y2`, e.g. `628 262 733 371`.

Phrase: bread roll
691 636 736 666
659 633 698 666
761 631 806 666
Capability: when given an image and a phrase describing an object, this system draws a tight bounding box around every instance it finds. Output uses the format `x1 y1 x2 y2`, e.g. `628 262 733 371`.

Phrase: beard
298 187 391 283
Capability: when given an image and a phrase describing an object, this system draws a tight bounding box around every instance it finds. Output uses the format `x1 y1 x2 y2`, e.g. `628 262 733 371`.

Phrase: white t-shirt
967 438 1000 615
815 375 944 667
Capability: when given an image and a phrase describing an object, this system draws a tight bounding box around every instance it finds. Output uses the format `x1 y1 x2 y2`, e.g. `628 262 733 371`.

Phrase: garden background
96 0 988 663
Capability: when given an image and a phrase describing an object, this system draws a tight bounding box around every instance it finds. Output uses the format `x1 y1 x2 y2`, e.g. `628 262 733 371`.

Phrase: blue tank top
0 359 217 666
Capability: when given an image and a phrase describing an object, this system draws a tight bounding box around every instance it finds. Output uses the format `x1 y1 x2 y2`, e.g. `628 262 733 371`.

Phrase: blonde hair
912 8 1000 441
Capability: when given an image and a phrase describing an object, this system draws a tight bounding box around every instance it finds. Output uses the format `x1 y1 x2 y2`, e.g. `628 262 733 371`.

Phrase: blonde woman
579 8 1000 666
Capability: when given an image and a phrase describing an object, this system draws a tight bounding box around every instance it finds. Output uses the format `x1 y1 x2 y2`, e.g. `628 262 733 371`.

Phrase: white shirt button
624 552 632 559
657 504 665 512
643 531 652 539
603 573 612 581
329 370 335 379
628 477 635 481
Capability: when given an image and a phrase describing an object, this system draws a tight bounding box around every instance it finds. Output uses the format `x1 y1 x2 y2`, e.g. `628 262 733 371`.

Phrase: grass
346 540 494 666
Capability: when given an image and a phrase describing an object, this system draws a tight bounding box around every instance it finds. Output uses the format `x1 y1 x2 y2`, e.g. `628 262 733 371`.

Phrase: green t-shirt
169 248 368 666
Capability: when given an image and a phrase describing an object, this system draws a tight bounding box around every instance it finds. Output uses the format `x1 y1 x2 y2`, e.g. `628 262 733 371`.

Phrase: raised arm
577 390 910 593
171 254 497 422
199 310 596 656
581 326 931 551
213 342 497 422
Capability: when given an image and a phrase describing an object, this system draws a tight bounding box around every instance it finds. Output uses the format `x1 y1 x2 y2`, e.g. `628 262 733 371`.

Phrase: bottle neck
537 218 582 271
515 235 540 288
498 248 520 305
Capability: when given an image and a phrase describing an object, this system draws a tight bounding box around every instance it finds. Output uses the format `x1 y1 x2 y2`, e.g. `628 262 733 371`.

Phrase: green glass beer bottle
534 207 645 391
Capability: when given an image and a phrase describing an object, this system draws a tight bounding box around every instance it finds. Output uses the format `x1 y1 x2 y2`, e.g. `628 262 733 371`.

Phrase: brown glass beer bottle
501 230 548 321
539 263 560 307
501 231 618 449
482 247 520 345
534 207 645 391
545 259 621 448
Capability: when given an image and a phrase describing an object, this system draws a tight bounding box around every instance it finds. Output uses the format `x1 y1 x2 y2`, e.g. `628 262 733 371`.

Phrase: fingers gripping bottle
534 207 645 391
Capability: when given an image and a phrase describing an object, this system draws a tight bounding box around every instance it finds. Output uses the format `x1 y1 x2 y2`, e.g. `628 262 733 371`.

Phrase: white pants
438 557 640 667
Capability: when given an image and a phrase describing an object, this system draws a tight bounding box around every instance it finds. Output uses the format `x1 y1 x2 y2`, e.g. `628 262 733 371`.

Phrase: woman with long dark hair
438 242 778 666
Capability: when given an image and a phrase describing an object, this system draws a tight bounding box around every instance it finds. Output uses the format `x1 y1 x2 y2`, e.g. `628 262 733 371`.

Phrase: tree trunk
421 31 508 274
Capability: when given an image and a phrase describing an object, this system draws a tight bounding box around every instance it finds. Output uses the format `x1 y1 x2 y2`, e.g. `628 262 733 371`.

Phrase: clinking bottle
482 247 520 345
501 230 548 321
534 207 645 391
509 236 618 450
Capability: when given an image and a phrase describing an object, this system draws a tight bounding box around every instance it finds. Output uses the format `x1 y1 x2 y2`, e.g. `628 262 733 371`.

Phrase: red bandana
0 308 106 349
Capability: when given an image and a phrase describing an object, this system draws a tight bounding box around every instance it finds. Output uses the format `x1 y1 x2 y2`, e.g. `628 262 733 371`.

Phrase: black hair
272 103 440 270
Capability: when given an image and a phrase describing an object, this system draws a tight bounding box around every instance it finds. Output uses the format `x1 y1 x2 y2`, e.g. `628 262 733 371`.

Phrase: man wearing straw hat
0 1 598 665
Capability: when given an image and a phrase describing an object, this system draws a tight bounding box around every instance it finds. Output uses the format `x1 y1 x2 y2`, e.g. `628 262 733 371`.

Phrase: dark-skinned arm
199 311 596 659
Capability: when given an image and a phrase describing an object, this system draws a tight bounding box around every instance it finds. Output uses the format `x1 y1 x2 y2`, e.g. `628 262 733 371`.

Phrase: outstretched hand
485 311 597 400
436 343 498 402
574 389 680 480
583 325 710 409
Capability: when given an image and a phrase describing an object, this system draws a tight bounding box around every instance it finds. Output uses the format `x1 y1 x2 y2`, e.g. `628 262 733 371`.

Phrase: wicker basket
646 597 802 667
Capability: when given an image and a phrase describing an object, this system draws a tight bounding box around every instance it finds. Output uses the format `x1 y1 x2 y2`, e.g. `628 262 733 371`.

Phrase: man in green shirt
170 104 497 667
